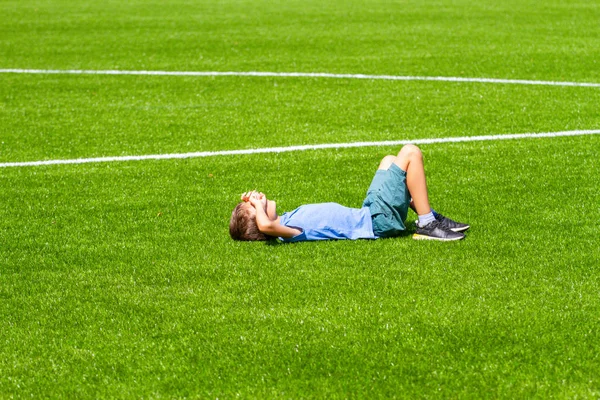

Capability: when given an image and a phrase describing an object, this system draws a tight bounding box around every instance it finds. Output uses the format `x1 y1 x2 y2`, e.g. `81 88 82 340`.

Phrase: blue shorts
362 163 410 238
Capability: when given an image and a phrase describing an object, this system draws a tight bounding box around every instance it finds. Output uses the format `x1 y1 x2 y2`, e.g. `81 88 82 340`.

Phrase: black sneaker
435 213 470 232
413 220 465 241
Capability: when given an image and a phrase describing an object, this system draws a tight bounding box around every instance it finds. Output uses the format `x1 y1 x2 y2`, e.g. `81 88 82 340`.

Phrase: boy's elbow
258 220 284 237
256 220 274 233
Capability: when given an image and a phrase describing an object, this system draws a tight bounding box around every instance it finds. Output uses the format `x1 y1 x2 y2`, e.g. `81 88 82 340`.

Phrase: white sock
418 212 436 227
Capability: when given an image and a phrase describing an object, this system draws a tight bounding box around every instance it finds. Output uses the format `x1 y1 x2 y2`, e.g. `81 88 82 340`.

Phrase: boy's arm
247 193 301 239
253 203 302 239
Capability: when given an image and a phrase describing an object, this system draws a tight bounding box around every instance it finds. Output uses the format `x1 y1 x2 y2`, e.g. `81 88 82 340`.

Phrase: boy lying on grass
230 144 469 242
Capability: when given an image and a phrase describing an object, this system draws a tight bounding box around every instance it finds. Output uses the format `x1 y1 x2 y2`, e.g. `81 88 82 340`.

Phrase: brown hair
229 203 268 241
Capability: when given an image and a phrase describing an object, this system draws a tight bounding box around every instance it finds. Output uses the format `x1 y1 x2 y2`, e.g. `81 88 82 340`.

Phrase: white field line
1 129 599 168
1 68 600 88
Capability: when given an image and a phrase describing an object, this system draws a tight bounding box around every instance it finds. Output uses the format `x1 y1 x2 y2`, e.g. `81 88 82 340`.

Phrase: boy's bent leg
393 145 431 216
364 146 466 240
394 145 468 239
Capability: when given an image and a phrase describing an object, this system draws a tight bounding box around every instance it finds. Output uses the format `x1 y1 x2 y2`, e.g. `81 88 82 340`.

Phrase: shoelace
418 219 444 230
435 213 456 228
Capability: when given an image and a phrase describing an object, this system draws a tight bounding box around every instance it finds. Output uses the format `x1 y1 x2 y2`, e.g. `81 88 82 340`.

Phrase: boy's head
229 202 268 241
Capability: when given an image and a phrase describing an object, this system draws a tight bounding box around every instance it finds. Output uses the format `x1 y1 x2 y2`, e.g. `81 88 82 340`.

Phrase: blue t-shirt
279 203 376 242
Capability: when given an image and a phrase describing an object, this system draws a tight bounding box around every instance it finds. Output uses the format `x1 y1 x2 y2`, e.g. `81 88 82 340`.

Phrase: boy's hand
241 190 258 202
250 192 267 209
241 190 266 209
241 191 252 202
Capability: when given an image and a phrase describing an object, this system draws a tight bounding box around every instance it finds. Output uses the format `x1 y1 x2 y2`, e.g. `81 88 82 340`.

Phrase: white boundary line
1 68 600 88
1 129 599 168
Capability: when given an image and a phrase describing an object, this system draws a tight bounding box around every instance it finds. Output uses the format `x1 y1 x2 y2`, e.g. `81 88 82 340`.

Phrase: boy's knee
398 144 422 160
378 155 396 170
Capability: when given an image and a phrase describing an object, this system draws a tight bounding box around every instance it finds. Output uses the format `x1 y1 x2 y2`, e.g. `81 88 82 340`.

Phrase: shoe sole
412 233 464 241
450 225 470 233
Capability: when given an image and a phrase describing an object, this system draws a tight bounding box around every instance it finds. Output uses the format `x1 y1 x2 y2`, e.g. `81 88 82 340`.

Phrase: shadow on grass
263 226 416 246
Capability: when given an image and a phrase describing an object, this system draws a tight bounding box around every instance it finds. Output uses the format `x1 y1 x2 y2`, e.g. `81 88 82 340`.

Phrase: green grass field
1 0 600 397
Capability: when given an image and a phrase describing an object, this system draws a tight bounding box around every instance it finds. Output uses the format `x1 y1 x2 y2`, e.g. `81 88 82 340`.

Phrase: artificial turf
1 0 600 397
1 74 600 164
